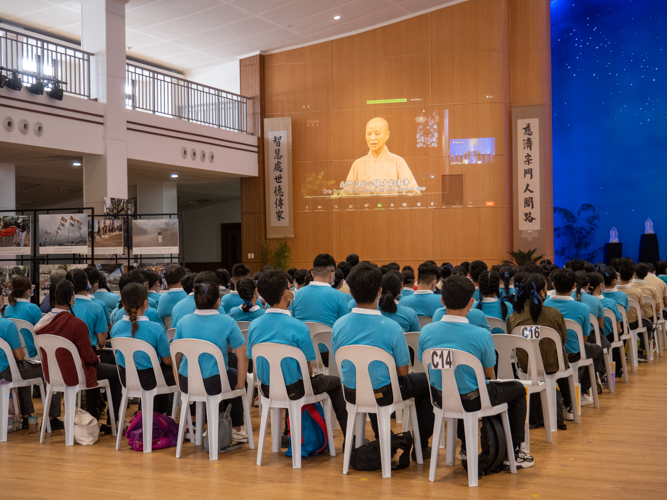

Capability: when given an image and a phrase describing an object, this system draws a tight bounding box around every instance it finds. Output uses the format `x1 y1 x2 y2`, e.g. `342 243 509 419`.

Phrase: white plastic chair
510 325 579 432
487 317 507 334
110 337 181 453
604 309 629 384
163 316 172 330
165 328 176 342
617 304 636 372
0 338 51 441
423 348 517 486
239 329 258 411
627 300 651 363
236 321 251 332
335 345 423 479
418 316 432 328
642 296 662 358
563 320 599 409
404 332 423 373
304 322 333 375
252 342 336 469
35 334 117 446
170 338 254 461
7 319 40 361
589 314 613 393
493 334 551 452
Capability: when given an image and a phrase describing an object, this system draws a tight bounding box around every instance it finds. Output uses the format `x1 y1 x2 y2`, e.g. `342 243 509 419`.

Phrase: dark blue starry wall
551 0 666 265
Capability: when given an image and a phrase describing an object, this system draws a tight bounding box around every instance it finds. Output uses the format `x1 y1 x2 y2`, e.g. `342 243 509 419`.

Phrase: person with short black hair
170 271 225 328
346 253 360 267
216 268 232 297
643 263 667 313
157 265 188 320
229 277 265 322
110 273 164 327
82 267 112 326
401 266 415 298
293 269 309 291
617 263 652 359
93 274 119 314
146 269 162 305
247 270 348 445
3 275 41 359
221 264 255 312
333 261 432 457
468 260 488 300
67 269 109 353
400 261 443 317
418 274 534 468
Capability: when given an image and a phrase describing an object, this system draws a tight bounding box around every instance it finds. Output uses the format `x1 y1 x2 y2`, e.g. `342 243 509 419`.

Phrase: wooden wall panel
264 61 332 115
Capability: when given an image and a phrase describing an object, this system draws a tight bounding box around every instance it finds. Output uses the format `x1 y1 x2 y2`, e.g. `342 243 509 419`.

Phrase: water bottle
645 219 654 234
609 227 619 243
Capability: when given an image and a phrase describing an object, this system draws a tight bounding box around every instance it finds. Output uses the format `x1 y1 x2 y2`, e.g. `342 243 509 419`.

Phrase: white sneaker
458 449 467 461
232 429 248 443
581 394 594 407
504 450 535 469
564 407 574 421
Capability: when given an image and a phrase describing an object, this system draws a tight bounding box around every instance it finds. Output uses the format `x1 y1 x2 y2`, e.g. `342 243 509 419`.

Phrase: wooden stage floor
2 359 667 500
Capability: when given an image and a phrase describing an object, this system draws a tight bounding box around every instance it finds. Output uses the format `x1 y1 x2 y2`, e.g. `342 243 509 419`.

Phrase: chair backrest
589 313 603 346
627 300 643 329
642 295 657 322
487 317 507 334
403 332 424 373
165 328 176 342
603 308 620 342
251 342 315 403
34 334 86 388
563 319 588 360
163 316 172 330
7 318 37 359
492 333 540 385
334 345 403 408
110 337 169 392
418 316 432 328
0 337 23 382
236 321 251 331
617 304 630 336
170 339 233 398
422 348 493 413
510 325 568 375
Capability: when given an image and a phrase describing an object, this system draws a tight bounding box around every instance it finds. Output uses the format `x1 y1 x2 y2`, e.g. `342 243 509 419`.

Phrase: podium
639 234 660 264
603 243 623 265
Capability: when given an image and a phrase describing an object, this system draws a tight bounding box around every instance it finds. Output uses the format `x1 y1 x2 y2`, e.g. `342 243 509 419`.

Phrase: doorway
220 223 242 271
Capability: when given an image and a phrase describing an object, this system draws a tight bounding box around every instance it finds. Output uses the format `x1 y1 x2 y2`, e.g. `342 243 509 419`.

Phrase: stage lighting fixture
28 80 44 95
0 74 6 88
6 72 22 91
48 83 64 101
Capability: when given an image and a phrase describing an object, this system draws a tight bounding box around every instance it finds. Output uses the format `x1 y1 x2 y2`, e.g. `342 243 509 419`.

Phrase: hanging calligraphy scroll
516 118 540 234
264 117 294 238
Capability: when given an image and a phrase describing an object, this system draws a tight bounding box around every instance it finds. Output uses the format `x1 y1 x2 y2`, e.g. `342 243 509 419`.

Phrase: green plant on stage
554 204 603 263
508 248 545 266
260 238 291 270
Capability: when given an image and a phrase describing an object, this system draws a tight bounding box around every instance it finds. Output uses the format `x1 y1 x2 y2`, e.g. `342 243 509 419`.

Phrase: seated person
216 268 232 297
400 266 416 299
432 303 491 331
400 262 443 317
631 263 663 320
0 316 63 429
128 271 158 309
110 283 174 415
222 264 259 312
615 262 653 360
293 269 309 292
110 273 163 327
507 273 573 422
498 265 515 299
156 265 188 320
573 272 605 336
40 269 66 314
588 272 621 342
93 275 121 315
337 262 352 296
468 260 488 301
474 271 514 331
146 270 163 305
173 282 249 442
645 263 667 314
378 271 421 333
35 280 121 434
67 270 109 352
3 275 41 359
228 278 265 322
171 272 226 328
545 268 604 407
418 274 534 468
83 267 111 326
332 262 430 455
290 254 349 367
247 270 348 444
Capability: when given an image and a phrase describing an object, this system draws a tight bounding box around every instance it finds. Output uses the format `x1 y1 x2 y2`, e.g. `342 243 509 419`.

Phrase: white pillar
80 0 129 214
0 163 15 211
136 182 177 215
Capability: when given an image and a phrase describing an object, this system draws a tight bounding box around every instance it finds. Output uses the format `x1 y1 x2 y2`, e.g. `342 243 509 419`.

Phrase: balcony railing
125 64 248 133
0 27 91 98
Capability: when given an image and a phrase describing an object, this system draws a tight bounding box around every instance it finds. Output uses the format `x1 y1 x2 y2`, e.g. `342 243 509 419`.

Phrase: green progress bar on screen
366 98 407 104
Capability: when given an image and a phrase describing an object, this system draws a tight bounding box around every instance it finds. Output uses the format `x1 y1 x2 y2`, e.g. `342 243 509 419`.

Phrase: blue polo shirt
174 310 245 379
110 317 170 369
91 296 111 325
473 289 481 301
603 288 630 318
432 307 491 332
111 306 164 329
572 291 604 334
474 298 514 321
418 316 495 394
400 287 415 299
247 309 316 386
332 308 410 390
0 318 21 373
380 304 421 333
148 291 161 306
170 295 226 328
600 296 622 337
157 288 187 320
499 286 515 299
399 291 443 317
221 291 261 313
3 299 41 358
72 294 109 346
229 305 265 323
93 290 121 314
544 295 590 354
290 282 349 328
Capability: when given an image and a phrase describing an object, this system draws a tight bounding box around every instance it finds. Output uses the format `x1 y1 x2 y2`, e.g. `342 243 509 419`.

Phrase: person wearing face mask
419 274 534 469
247 270 348 447
289 254 349 368
399 261 444 318
67 269 110 361
3 276 42 359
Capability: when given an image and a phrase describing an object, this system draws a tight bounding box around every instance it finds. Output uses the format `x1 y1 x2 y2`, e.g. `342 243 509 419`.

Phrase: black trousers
179 369 244 427
343 373 433 450
118 364 176 415
85 362 122 426
630 319 654 352
435 380 526 453
261 373 348 438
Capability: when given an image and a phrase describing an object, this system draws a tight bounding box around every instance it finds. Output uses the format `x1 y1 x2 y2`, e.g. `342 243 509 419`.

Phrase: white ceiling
0 0 464 73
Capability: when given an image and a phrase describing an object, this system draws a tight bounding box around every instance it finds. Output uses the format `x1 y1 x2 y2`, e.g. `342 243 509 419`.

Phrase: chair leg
288 402 302 469
176 394 189 458
603 351 614 393
206 399 219 461
539 389 552 444
116 390 129 451
588 365 599 409
321 397 335 457
103 382 117 437
523 391 531 453
500 410 517 474
40 385 53 444
270 407 281 453
241 390 255 450
408 404 423 464
170 391 179 421
354 412 365 448
0 385 9 442
63 388 76 446
463 415 479 487
377 408 392 479
142 394 154 454
342 405 357 475
37 382 51 434
195 402 204 445
544 381 558 433
445 418 456 465
620 345 629 383
567 375 579 424
429 409 443 482
256 398 271 466
643 331 652 363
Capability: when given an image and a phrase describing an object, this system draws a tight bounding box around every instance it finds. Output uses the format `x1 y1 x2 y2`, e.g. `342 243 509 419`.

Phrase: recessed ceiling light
334 15 341 20
171 174 178 178
72 161 81 166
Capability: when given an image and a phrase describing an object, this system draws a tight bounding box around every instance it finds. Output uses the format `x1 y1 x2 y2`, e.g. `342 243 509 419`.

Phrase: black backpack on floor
350 431 413 471
461 415 506 476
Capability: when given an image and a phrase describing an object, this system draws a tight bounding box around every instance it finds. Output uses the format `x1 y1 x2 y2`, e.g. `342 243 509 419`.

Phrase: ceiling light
334 15 341 20
72 161 81 166
48 83 64 101
171 174 178 178
28 80 44 95
6 72 22 91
